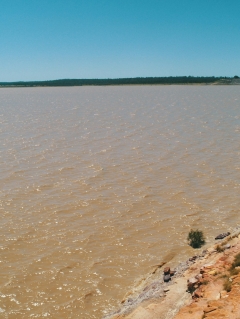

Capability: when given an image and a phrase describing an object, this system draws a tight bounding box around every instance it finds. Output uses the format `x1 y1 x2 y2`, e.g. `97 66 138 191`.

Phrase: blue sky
0 0 240 81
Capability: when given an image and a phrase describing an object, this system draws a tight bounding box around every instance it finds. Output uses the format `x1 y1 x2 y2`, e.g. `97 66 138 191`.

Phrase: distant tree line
0 76 231 87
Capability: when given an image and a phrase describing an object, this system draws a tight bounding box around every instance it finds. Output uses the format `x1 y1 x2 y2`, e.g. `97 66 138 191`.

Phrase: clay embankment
106 230 240 319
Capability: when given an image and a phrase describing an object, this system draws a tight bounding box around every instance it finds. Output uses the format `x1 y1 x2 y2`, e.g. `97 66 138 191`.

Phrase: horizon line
0 75 236 84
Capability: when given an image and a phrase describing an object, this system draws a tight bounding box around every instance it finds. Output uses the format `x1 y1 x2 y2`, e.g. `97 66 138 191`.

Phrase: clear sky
1 0 240 81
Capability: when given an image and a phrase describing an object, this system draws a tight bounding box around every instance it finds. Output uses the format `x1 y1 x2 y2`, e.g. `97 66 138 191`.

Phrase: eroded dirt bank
106 229 240 319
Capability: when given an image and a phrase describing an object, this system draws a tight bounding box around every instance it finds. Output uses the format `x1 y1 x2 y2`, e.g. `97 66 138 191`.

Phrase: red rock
200 267 205 274
164 267 170 275
192 289 202 298
187 277 199 291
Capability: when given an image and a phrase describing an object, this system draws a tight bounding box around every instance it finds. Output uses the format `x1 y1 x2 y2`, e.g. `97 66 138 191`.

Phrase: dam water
0 85 240 318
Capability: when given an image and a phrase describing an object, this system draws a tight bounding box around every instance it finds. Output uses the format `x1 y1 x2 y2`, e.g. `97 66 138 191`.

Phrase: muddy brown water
0 86 240 318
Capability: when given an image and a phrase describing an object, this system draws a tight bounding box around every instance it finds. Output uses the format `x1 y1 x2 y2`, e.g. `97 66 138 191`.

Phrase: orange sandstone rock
109 236 240 319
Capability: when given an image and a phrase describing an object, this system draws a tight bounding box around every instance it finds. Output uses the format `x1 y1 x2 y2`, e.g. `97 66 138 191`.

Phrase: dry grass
229 253 240 276
216 245 224 253
230 268 240 276
223 279 232 292
232 253 240 268
221 252 240 292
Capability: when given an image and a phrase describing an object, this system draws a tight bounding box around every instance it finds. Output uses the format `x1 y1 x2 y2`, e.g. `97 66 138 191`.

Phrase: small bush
232 253 240 268
187 229 205 248
230 268 239 276
223 278 232 292
229 253 240 276
216 245 224 253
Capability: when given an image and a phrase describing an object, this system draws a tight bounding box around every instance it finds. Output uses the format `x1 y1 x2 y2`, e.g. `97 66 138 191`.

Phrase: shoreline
105 228 240 319
1 77 239 88
1 80 239 88
0 82 238 88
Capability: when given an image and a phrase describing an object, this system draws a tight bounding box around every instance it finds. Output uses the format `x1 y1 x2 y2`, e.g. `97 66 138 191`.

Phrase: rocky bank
105 229 240 319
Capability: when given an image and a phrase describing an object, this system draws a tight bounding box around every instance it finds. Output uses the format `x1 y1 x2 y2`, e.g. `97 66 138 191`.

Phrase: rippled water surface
0 86 240 318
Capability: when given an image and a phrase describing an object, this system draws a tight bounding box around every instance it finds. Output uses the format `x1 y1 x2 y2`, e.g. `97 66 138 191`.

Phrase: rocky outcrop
215 232 230 240
172 234 240 319
106 230 240 319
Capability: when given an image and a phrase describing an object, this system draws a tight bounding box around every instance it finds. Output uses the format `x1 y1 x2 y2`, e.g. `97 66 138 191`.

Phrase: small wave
58 167 74 172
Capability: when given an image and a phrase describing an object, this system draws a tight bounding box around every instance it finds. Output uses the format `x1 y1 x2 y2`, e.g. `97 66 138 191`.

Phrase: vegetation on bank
222 252 240 292
187 229 205 248
0 76 232 87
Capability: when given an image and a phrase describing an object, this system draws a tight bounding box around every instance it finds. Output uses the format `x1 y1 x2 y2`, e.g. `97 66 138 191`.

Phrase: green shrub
187 229 205 248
